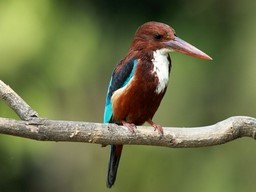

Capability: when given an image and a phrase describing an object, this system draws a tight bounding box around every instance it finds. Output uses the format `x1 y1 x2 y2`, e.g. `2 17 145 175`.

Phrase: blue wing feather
104 78 113 123
104 59 138 123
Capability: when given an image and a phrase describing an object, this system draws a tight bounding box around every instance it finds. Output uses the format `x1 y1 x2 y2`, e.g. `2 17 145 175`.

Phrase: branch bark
0 80 256 147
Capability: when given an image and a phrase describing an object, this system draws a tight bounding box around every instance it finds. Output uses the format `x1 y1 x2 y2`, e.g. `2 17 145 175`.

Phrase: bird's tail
107 144 123 188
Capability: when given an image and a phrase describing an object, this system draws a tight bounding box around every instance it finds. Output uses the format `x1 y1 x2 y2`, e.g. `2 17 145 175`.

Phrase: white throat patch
152 48 170 94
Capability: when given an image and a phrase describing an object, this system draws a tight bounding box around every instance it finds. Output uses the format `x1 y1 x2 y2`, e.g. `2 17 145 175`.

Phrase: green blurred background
0 0 256 191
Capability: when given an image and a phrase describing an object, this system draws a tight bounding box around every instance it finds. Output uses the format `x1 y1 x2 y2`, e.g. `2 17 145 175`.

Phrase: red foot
147 119 164 136
122 121 136 133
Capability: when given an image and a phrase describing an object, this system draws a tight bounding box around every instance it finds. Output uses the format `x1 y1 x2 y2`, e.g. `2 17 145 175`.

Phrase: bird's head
131 21 212 60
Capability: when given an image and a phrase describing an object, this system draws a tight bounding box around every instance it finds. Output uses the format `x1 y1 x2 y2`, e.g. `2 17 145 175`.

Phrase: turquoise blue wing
103 59 138 123
104 77 113 123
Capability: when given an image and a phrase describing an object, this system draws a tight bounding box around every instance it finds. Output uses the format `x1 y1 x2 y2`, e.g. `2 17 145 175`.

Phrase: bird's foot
147 119 164 136
122 121 136 133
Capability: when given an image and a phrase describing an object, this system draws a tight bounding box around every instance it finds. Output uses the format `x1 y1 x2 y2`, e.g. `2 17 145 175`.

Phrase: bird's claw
152 124 164 137
147 119 164 137
122 121 137 134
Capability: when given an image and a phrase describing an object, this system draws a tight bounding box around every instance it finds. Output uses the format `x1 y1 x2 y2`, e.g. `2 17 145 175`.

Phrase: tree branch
0 80 256 147
0 80 38 120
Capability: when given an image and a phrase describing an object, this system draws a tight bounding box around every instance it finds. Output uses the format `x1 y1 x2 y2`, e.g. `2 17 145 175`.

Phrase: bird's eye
154 34 163 40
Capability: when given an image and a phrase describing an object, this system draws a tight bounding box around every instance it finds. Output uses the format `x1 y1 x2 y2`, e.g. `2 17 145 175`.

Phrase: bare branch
0 80 38 120
0 80 256 147
0 116 255 147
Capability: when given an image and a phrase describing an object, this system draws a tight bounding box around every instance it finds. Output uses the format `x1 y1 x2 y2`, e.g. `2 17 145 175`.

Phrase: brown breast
111 57 168 125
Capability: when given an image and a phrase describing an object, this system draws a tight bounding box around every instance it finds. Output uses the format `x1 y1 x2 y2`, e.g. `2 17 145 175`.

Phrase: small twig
0 80 256 147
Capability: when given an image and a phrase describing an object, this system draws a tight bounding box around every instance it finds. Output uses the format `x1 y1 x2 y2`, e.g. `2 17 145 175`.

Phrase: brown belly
111 79 166 125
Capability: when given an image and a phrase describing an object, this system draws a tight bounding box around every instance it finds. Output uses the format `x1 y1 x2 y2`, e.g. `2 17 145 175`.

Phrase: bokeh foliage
0 0 256 191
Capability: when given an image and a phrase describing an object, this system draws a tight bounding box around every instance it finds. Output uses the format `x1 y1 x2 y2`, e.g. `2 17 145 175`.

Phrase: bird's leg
121 120 136 133
147 119 164 136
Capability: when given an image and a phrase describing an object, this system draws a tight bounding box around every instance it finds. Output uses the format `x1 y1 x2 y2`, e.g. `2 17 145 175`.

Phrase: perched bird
104 21 212 188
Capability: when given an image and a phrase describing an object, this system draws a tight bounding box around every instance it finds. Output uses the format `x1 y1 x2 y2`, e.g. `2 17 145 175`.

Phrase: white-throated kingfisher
104 21 212 188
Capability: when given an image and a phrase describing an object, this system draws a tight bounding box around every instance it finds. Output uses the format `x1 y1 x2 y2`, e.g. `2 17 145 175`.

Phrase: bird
103 21 212 188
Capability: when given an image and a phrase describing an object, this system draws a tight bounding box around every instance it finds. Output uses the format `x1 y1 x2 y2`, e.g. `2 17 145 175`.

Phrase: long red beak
165 36 212 60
